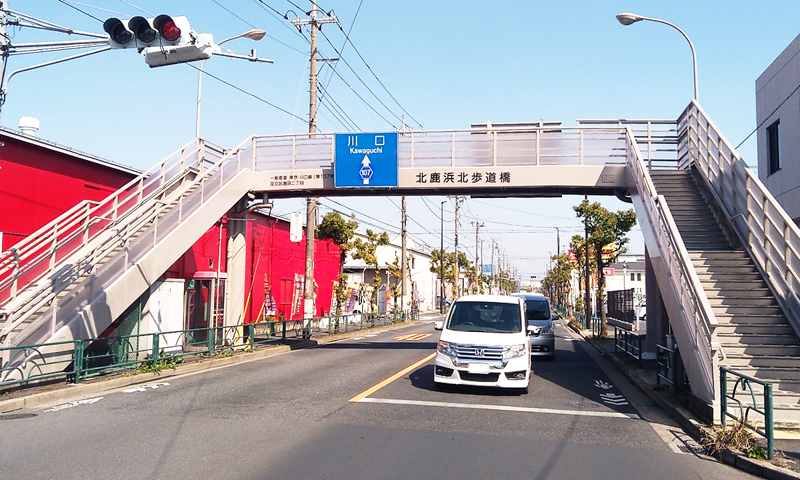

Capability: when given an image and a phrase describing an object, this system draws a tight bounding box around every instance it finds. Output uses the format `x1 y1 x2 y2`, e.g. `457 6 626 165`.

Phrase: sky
4 0 800 280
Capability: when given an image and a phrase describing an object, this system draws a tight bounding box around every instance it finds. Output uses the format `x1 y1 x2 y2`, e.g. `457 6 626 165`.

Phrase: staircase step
719 334 800 345
717 324 795 335
694 265 759 274
716 308 779 317
715 309 788 325
721 344 800 356
724 355 800 368
707 297 777 307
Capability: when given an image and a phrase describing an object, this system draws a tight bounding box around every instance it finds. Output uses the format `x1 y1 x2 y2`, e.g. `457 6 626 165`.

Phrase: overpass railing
680 101 800 336
626 125 719 405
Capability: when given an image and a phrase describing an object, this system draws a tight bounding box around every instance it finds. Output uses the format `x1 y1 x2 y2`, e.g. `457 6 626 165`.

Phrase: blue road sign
334 132 398 188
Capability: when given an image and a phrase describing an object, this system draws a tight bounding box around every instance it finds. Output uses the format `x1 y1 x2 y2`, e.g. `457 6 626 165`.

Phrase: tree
316 212 358 316
386 254 402 311
351 229 390 314
543 253 572 310
574 199 637 337
430 249 471 300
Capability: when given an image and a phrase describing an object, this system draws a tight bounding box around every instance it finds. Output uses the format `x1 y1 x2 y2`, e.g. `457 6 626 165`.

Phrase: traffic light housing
103 15 214 67
103 15 188 49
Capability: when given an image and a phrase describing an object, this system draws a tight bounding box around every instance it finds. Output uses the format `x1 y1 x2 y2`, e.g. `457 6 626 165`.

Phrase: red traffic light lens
153 15 181 42
160 21 181 42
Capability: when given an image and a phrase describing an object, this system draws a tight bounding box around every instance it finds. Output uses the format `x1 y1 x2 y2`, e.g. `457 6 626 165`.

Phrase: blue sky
5 1 800 280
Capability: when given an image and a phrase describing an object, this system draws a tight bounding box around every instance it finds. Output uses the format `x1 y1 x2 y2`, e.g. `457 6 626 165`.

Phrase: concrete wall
756 33 800 225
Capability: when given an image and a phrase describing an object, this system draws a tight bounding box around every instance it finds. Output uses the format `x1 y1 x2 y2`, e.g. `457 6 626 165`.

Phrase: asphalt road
0 316 758 480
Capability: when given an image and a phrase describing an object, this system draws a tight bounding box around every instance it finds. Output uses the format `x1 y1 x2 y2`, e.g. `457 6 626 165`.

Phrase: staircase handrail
625 126 719 399
0 139 226 308
680 101 800 335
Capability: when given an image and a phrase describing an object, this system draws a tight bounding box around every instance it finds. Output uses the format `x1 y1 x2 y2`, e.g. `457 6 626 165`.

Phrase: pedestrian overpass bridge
2 100 800 425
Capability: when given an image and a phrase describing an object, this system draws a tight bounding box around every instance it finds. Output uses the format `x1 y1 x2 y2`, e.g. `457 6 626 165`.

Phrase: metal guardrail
720 366 774 460
656 344 686 390
0 312 410 391
614 326 644 361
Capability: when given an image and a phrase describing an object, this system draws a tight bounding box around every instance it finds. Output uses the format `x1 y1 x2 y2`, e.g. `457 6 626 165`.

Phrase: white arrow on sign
359 155 374 185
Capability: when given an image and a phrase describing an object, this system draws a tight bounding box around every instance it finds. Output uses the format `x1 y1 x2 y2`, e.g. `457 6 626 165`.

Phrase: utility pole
473 220 483 294
490 238 496 295
584 195 592 329
451 196 463 296
401 195 407 313
292 2 338 334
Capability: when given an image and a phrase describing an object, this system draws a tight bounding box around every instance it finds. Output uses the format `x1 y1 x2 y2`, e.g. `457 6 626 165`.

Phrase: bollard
152 333 160 364
73 340 84 384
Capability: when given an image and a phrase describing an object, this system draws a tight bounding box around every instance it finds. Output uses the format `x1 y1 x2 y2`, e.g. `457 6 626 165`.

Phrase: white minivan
433 295 532 393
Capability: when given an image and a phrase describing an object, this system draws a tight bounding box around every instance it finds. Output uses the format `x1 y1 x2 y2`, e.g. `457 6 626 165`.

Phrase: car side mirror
527 325 538 334
434 321 444 331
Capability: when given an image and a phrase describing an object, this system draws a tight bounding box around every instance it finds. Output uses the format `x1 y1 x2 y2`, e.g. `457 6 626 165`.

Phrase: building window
768 120 781 175
630 273 635 282
637 273 642 281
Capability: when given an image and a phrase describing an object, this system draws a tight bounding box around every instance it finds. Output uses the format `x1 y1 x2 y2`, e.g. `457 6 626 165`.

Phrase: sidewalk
580 329 800 480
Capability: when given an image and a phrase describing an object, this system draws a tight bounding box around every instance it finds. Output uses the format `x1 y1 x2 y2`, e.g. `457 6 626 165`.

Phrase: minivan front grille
451 343 505 361
459 372 500 382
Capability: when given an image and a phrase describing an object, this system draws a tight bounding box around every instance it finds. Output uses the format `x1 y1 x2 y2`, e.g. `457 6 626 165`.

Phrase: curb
567 323 800 480
1 318 429 414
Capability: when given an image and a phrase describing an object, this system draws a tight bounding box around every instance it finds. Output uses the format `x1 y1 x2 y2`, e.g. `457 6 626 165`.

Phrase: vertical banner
264 277 277 317
291 273 305 315
290 212 303 242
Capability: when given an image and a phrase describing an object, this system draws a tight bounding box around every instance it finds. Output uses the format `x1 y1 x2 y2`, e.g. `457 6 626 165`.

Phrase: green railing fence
0 311 412 392
720 366 774 460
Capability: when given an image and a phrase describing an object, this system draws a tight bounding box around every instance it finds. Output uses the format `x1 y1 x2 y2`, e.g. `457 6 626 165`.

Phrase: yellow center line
349 352 437 403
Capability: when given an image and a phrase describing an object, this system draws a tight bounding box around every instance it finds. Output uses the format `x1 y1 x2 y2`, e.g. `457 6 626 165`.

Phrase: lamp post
195 29 266 138
440 200 446 313
616 13 698 102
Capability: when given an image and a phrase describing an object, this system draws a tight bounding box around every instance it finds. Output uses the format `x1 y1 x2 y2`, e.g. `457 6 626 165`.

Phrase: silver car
512 293 556 359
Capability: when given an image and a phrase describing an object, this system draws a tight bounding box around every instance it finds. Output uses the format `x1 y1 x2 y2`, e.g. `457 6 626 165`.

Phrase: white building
343 233 438 312
756 33 800 226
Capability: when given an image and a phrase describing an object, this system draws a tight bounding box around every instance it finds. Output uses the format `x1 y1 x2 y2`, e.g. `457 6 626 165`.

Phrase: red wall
0 136 135 250
245 214 340 322
163 221 228 278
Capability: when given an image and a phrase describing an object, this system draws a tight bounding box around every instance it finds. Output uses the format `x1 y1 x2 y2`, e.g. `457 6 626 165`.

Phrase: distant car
511 293 556 359
433 295 533 393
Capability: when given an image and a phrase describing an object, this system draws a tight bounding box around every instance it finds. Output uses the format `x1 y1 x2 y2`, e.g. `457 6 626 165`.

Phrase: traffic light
102 15 214 67
103 15 187 49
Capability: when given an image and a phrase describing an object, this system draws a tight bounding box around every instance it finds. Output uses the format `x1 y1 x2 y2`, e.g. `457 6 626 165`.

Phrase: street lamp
440 200 446 313
616 13 698 102
195 29 266 138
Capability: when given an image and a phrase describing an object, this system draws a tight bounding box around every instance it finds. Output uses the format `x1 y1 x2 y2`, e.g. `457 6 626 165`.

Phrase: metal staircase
651 170 800 426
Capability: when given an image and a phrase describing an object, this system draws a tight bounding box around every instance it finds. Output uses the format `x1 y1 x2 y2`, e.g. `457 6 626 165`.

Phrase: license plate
467 363 491 374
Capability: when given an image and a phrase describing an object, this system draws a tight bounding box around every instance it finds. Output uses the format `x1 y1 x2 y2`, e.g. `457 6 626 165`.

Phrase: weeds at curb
700 420 768 459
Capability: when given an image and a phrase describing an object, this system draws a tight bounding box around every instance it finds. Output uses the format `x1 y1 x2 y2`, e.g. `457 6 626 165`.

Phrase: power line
186 64 309 124
318 28 403 127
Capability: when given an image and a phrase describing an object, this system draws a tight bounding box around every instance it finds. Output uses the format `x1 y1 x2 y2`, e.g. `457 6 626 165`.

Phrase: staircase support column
644 248 669 359
226 212 248 328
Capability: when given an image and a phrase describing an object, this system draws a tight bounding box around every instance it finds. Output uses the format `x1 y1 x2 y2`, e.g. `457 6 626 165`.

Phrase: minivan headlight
504 344 526 359
540 326 553 335
437 340 456 357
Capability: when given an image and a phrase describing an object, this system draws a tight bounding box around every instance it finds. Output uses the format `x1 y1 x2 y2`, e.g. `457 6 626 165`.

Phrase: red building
0 126 340 335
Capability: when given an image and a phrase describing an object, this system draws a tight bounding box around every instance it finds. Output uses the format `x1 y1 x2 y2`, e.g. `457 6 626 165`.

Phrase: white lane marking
357 397 639 419
595 380 613 390
123 382 170 393
599 393 629 405
43 397 103 413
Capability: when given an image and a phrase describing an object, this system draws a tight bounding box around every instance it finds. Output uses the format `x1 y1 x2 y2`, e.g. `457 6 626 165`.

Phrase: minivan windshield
447 301 522 333
524 299 550 321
